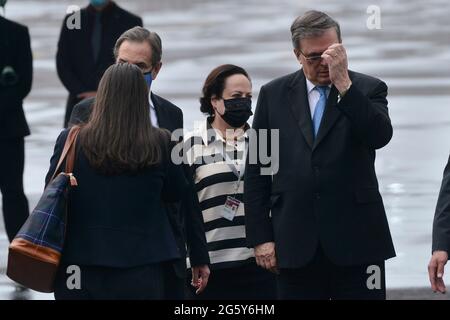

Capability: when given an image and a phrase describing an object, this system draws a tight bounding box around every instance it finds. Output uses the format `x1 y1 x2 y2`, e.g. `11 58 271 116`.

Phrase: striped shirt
185 118 255 270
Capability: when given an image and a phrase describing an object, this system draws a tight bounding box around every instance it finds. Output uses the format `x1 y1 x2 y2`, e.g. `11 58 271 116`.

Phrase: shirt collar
148 91 155 109
305 77 332 94
200 117 249 146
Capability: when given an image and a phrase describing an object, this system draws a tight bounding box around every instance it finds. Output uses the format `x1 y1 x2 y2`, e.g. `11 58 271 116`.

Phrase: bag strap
49 126 81 184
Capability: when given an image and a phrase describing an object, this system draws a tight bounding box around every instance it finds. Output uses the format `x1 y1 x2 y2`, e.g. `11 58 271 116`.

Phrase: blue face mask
90 0 108 7
143 72 153 90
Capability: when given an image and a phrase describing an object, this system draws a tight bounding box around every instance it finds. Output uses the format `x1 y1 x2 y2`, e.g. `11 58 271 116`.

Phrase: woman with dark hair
45 63 187 300
185 64 277 299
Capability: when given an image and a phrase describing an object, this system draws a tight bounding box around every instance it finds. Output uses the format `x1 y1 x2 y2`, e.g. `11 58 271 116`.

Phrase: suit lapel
151 93 171 131
313 86 340 150
287 70 314 149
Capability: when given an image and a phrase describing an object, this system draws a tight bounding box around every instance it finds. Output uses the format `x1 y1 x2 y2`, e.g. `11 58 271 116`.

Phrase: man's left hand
191 264 210 295
322 43 352 94
428 250 448 293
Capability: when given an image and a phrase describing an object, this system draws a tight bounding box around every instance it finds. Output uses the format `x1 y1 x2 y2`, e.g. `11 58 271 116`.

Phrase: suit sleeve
183 162 210 266
68 98 93 127
161 139 189 203
432 154 450 253
244 85 274 247
178 111 210 266
0 25 33 118
45 129 70 187
56 16 86 96
336 80 393 150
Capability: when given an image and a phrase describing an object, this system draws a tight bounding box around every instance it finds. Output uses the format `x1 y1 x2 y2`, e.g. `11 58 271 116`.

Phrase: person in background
68 26 210 299
0 0 32 249
184 64 277 300
46 63 187 299
428 155 450 294
56 0 142 127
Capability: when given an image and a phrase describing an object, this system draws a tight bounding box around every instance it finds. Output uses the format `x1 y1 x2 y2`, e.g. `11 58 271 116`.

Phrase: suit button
315 193 321 200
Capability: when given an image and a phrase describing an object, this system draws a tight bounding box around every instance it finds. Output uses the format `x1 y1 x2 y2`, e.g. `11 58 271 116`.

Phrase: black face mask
220 97 253 128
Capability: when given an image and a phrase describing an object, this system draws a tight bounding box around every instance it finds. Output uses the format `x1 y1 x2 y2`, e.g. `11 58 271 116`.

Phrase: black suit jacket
244 69 396 268
433 155 450 253
0 16 32 138
45 129 186 267
68 94 210 275
56 2 142 96
57 2 142 127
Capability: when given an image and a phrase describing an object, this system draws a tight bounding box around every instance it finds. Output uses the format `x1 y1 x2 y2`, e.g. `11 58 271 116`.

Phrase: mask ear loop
211 96 223 118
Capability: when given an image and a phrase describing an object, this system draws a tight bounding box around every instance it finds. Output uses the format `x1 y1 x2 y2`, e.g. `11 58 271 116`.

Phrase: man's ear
152 62 163 80
294 49 302 65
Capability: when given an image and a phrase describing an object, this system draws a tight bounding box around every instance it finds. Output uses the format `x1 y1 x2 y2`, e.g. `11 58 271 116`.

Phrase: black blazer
69 94 183 132
68 94 210 273
433 155 450 253
56 2 142 96
45 129 187 267
0 16 32 138
244 69 396 268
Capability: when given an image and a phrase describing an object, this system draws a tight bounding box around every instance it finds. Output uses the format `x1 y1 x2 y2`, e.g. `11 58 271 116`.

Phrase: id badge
221 196 241 221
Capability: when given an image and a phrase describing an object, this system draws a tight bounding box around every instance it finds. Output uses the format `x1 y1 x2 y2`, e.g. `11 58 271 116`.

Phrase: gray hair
290 10 341 50
113 26 162 67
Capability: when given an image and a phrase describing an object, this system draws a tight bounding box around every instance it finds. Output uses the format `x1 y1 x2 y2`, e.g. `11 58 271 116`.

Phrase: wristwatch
339 81 352 98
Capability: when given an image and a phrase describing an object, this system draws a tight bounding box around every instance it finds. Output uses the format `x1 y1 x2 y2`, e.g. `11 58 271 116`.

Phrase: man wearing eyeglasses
66 27 211 300
244 10 395 299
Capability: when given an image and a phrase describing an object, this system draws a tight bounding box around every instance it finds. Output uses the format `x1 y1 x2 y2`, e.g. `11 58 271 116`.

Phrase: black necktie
91 13 102 63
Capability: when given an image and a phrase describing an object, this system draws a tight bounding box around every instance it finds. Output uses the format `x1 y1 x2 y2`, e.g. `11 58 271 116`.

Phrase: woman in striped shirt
185 64 277 300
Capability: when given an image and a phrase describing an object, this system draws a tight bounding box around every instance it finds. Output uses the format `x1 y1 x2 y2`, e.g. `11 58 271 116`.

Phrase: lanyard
219 139 248 194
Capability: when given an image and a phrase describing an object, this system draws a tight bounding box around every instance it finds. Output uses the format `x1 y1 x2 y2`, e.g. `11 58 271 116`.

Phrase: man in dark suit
0 12 32 243
69 27 210 299
56 0 142 127
428 155 450 294
244 10 395 299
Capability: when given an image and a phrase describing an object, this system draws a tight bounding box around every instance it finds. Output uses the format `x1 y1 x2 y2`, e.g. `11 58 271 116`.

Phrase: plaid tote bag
7 126 80 293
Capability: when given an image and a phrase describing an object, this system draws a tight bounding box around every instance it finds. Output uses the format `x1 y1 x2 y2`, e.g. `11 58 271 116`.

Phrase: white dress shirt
306 78 331 119
148 91 159 128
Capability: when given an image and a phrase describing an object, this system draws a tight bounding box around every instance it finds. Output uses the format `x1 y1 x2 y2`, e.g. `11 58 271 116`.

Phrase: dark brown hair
79 63 168 175
200 64 250 116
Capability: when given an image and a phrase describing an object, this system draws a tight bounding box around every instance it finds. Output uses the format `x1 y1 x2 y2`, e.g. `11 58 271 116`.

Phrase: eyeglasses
297 49 324 64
